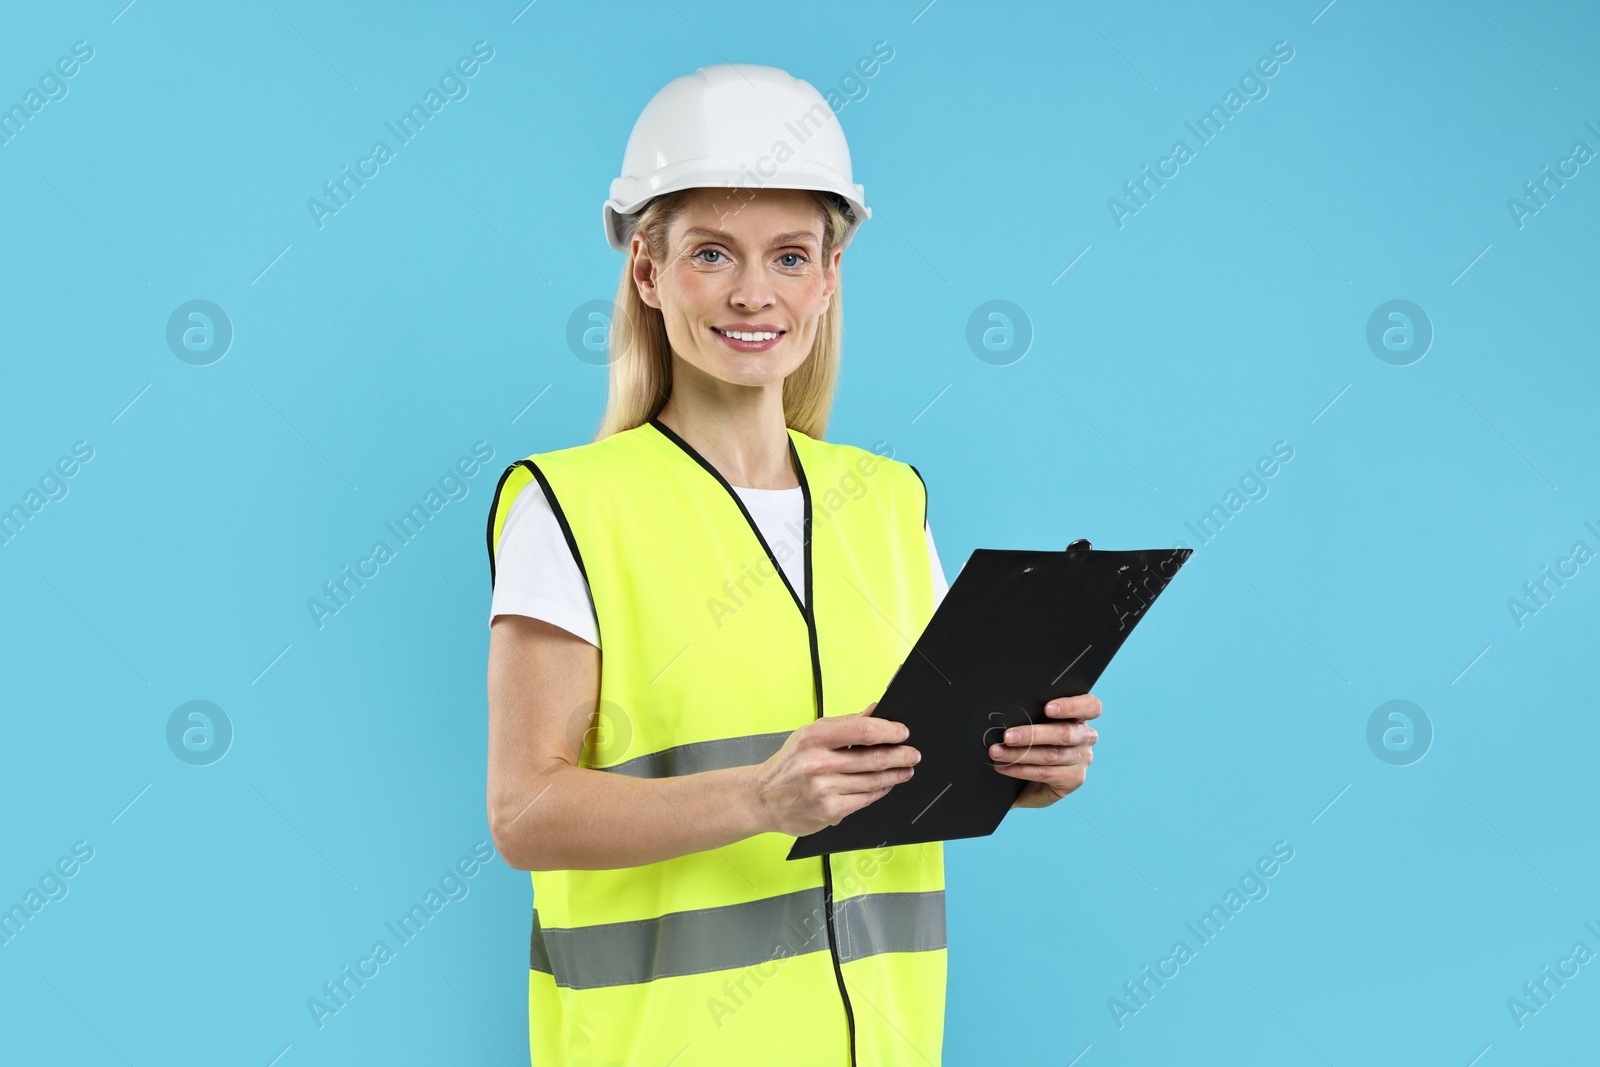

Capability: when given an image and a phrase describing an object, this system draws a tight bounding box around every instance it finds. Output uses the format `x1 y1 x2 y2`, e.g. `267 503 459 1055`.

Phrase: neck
653 363 798 490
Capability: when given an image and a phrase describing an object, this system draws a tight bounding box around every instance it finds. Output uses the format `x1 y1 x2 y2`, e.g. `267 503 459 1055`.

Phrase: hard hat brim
603 174 870 253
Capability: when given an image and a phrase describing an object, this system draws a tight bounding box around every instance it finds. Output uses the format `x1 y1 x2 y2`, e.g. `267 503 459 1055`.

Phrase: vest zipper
646 418 859 1067
789 445 860 1067
800 538 858 1067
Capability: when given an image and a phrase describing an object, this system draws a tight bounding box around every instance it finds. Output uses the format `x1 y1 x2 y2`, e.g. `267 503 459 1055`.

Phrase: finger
989 741 1093 768
999 721 1098 748
829 742 921 774
837 783 896 821
807 712 909 749
993 760 1089 784
828 764 917 795
1043 694 1103 720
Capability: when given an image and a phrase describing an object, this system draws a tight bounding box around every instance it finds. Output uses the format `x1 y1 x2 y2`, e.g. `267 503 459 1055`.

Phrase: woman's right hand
750 702 921 837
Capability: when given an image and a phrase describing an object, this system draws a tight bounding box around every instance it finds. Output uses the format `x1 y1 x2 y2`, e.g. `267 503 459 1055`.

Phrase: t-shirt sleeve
925 520 949 609
489 479 601 648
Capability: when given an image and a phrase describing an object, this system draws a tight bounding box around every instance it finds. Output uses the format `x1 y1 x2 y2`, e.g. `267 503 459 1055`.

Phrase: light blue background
2 1 1596 1064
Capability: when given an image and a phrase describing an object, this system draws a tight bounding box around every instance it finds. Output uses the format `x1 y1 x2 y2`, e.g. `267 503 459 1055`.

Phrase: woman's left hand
990 694 1101 809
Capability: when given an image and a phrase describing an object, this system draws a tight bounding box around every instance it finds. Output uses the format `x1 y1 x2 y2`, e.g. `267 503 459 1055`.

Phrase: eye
693 248 727 265
778 252 809 268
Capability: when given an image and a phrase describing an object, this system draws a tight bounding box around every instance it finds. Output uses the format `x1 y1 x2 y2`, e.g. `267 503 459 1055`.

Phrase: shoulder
796 434 928 520
488 431 636 534
493 425 655 498
802 435 922 486
524 424 651 471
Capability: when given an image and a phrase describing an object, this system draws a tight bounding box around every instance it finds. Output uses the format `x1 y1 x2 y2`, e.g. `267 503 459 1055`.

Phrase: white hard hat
603 64 871 253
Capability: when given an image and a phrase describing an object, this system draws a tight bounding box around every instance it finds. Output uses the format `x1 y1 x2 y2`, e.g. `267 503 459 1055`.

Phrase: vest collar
645 416 814 623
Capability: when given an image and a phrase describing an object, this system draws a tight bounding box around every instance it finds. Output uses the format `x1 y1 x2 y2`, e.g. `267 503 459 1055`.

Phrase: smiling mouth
712 327 785 341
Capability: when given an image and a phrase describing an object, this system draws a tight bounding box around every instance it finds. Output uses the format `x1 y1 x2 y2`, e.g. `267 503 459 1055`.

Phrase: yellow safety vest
486 417 947 1066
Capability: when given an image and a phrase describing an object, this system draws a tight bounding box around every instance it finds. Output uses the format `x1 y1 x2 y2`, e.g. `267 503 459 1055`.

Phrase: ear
822 244 844 305
631 234 662 311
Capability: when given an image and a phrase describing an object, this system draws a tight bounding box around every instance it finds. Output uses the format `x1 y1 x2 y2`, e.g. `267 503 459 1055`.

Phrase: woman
484 64 1101 1067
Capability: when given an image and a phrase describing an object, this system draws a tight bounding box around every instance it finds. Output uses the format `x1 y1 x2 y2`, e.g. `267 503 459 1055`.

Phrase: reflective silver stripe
529 888 946 989
596 730 792 778
530 908 553 973
834 891 947 964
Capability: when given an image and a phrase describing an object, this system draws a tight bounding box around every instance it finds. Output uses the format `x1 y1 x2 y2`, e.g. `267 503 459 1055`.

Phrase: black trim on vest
645 417 809 619
485 461 522 588
645 416 860 1067
906 463 929 530
484 459 600 646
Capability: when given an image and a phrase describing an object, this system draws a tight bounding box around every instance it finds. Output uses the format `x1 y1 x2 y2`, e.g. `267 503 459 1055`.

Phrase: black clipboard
787 541 1192 860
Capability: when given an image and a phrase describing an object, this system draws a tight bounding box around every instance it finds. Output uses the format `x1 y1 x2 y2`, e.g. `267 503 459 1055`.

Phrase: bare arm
486 614 921 872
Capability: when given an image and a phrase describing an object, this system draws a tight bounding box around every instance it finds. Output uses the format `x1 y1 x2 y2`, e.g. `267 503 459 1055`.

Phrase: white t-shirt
489 481 950 647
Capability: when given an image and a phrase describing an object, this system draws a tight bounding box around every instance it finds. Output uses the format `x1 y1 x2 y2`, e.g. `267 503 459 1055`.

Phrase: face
632 188 843 391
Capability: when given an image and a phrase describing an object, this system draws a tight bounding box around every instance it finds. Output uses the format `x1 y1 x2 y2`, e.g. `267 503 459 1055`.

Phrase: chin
701 351 808 384
721 368 793 388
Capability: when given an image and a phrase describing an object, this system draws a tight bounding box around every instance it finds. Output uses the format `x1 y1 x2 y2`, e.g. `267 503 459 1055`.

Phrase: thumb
860 701 879 716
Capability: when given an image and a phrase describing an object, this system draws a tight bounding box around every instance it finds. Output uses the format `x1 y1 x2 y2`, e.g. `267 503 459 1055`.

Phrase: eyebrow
679 227 820 248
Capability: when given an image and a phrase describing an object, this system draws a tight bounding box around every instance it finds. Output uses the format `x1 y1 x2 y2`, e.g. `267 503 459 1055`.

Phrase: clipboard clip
1066 539 1092 551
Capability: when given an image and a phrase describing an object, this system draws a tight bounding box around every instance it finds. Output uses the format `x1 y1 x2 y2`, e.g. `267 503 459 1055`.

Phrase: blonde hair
594 188 854 442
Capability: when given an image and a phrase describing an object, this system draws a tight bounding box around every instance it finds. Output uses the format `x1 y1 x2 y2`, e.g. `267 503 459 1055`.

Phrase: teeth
719 329 780 341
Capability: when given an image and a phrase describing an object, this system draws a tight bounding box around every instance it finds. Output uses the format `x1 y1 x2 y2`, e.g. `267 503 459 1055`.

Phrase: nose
728 260 775 312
